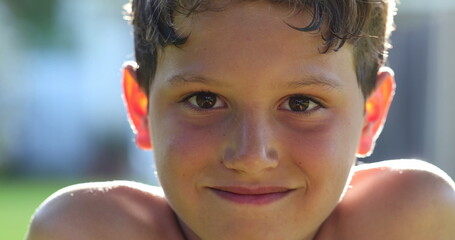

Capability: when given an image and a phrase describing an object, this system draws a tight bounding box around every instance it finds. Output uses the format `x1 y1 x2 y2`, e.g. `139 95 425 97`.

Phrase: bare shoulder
332 159 455 240
26 181 184 240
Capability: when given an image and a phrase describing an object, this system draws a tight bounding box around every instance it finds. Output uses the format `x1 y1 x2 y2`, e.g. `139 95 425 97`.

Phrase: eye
184 91 226 109
279 95 321 112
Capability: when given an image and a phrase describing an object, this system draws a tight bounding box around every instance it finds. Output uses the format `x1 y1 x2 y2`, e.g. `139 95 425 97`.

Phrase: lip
208 186 295 205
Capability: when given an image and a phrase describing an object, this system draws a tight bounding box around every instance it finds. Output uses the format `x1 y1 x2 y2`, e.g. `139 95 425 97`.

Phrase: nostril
221 146 279 173
223 148 236 162
267 149 278 160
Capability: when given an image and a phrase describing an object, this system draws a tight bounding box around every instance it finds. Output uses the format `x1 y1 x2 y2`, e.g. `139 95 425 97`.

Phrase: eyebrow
166 74 227 87
286 75 342 90
166 73 343 90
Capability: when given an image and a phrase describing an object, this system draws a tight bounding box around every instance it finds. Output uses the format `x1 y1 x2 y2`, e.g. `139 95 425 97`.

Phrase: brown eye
279 95 321 113
186 92 226 109
196 92 217 108
288 96 310 111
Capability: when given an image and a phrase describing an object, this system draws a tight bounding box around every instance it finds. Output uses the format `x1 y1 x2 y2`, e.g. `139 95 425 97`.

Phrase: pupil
289 96 309 111
196 93 216 108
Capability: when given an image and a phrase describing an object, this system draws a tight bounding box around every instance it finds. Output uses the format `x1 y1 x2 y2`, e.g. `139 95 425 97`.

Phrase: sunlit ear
122 61 152 150
357 67 396 158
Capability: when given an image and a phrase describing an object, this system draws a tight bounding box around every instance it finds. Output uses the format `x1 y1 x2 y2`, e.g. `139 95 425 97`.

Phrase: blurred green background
1 0 455 239
0 179 72 239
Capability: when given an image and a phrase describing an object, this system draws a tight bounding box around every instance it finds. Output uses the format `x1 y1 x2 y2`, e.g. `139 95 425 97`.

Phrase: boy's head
122 1 396 239
125 0 396 99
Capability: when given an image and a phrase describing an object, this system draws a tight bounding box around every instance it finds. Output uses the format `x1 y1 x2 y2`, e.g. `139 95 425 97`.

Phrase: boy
27 0 455 239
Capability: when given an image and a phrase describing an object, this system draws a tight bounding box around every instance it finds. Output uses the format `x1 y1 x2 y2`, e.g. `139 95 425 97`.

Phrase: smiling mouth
208 186 295 205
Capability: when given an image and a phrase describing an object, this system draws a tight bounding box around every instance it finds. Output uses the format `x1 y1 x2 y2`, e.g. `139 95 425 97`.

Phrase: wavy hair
124 0 397 98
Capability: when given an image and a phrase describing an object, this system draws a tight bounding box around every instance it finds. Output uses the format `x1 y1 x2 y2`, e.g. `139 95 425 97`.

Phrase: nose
222 111 279 174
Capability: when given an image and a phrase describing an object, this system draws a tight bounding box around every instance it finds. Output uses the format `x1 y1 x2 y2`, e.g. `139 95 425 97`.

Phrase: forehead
155 1 355 89
174 2 322 52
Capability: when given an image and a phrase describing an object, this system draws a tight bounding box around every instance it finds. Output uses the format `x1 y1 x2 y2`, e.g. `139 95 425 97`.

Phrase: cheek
151 114 223 182
284 116 362 185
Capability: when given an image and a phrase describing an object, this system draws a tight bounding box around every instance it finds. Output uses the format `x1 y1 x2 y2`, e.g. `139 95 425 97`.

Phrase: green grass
0 179 76 240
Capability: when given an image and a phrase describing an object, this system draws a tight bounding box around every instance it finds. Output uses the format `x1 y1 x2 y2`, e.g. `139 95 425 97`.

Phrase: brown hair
124 0 396 98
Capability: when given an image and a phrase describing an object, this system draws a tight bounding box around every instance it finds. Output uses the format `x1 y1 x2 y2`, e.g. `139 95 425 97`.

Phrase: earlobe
357 67 396 158
122 61 152 150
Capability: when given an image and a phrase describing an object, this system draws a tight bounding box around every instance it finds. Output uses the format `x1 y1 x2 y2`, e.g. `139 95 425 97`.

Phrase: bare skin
27 160 455 240
26 2 455 239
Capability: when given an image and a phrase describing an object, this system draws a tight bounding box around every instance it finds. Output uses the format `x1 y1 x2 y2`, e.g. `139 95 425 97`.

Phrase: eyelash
179 91 324 115
180 91 227 112
278 94 324 115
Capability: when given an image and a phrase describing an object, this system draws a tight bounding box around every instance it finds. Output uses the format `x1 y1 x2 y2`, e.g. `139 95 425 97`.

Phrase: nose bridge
239 111 266 154
222 108 279 173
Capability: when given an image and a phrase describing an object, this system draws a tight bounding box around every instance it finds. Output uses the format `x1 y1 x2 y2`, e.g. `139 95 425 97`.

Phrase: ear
357 67 396 158
122 61 152 150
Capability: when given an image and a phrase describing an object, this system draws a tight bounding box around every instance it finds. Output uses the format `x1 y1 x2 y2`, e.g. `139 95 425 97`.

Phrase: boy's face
148 2 365 239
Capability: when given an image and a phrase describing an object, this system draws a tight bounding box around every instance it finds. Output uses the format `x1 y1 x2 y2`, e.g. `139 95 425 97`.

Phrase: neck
175 215 202 240
174 213 326 240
